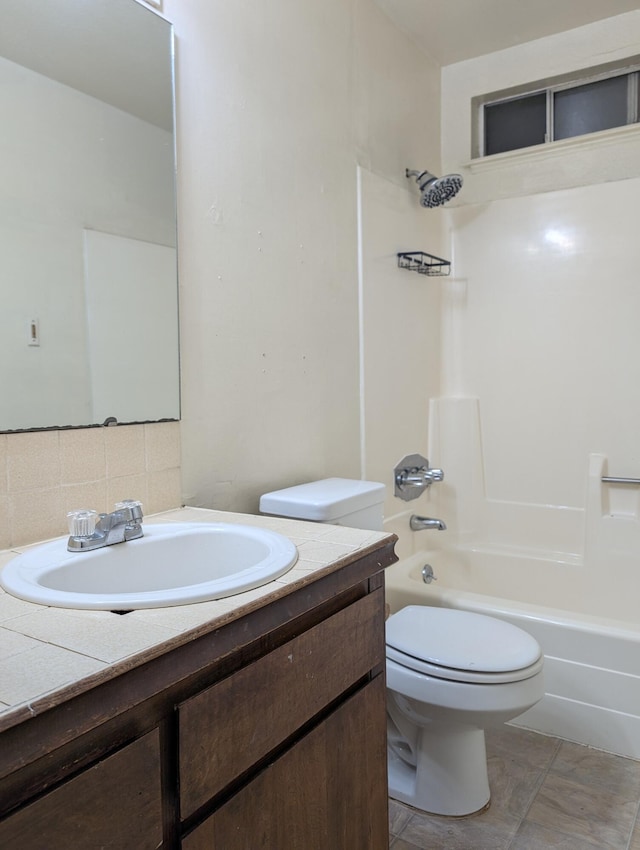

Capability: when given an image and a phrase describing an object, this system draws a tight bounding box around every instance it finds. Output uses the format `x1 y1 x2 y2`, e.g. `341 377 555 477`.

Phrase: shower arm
406 168 433 181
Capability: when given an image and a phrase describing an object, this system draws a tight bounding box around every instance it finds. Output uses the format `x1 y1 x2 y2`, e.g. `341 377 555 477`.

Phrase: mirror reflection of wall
0 0 179 432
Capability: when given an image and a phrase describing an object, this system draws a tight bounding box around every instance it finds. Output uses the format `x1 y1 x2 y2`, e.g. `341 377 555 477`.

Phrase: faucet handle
114 499 144 522
67 509 98 538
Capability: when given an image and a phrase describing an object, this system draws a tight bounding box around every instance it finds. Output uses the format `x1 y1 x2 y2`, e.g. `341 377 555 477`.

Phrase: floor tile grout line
504 734 563 849
390 728 640 850
624 797 640 850
510 735 640 850
388 798 414 841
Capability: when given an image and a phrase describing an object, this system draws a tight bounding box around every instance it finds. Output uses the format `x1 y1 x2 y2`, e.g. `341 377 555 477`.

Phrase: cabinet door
0 730 163 850
182 676 388 850
179 588 384 817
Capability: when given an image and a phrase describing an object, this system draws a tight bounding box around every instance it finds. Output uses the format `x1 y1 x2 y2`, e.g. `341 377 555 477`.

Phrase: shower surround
385 394 640 759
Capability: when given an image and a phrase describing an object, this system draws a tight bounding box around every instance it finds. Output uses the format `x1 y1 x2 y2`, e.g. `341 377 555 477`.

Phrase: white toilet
386 605 544 816
260 478 545 817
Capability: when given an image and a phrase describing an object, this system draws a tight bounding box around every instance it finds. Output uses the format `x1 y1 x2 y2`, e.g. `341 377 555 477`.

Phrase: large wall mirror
0 0 179 433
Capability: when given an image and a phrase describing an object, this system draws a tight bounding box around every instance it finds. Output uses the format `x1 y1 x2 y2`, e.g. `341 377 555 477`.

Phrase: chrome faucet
67 500 144 552
410 515 447 531
397 467 444 489
394 454 444 502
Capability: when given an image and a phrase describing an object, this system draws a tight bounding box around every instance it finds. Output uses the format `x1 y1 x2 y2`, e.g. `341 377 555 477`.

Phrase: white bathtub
385 546 640 760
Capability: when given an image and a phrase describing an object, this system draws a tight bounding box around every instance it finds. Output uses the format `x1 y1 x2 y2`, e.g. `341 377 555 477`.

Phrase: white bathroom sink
0 522 298 610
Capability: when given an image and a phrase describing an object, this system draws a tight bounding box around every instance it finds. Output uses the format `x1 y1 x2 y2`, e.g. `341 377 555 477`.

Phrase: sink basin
0 522 298 610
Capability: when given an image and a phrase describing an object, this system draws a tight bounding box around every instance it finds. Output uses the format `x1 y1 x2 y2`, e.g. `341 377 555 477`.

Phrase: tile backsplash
0 422 181 549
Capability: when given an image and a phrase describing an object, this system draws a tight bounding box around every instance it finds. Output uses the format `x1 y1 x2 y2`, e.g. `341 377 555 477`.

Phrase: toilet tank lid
260 478 385 521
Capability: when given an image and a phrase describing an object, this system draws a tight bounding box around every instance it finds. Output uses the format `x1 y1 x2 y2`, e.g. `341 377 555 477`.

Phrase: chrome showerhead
406 168 463 208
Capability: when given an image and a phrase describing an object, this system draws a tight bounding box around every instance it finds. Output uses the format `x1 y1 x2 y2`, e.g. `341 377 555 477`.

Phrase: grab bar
601 476 640 485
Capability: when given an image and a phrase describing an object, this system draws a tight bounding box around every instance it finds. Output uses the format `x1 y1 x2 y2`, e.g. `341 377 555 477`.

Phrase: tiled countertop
0 507 394 731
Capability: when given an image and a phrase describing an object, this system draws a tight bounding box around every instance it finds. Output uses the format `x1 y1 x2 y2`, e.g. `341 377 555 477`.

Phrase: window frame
472 56 640 159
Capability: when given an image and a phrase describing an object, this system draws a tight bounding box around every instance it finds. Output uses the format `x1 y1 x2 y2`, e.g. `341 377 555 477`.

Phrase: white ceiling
375 0 640 66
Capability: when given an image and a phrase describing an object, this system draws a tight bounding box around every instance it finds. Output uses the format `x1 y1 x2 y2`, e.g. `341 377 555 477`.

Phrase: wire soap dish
397 251 451 277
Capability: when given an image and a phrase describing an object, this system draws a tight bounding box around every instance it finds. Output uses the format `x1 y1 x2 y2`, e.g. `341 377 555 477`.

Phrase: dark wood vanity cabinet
0 541 395 850
0 730 163 849
184 678 388 850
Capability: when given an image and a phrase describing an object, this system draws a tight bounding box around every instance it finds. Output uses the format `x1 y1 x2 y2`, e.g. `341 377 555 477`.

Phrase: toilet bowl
386 605 544 816
259 479 544 818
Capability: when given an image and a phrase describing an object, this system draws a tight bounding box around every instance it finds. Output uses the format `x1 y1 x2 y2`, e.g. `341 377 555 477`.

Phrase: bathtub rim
385 548 640 644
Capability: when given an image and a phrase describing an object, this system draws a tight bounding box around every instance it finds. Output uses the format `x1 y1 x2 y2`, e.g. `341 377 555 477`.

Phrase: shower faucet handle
397 470 427 487
396 467 443 487
394 453 445 501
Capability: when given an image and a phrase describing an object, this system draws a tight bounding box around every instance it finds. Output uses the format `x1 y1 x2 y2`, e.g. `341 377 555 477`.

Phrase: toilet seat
386 606 543 685
386 645 543 684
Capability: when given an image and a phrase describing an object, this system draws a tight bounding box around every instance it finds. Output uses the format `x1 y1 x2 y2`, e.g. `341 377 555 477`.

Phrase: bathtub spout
410 515 447 531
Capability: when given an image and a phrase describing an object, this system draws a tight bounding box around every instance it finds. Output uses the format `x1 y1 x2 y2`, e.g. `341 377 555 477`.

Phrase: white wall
159 0 640 573
447 180 640 510
358 167 443 552
442 11 640 205
428 12 640 566
165 0 442 513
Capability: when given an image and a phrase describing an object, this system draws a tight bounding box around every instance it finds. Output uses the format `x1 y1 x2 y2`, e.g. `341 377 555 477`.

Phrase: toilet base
388 724 490 817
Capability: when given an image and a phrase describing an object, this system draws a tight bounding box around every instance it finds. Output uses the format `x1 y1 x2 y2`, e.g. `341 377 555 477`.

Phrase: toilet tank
259 478 385 531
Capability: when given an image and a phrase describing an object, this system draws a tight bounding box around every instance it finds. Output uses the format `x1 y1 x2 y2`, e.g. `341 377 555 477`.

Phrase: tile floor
389 725 640 850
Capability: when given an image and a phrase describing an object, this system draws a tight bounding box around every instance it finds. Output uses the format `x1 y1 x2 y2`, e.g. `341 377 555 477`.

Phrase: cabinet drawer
179 586 384 816
182 676 388 850
0 729 163 850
